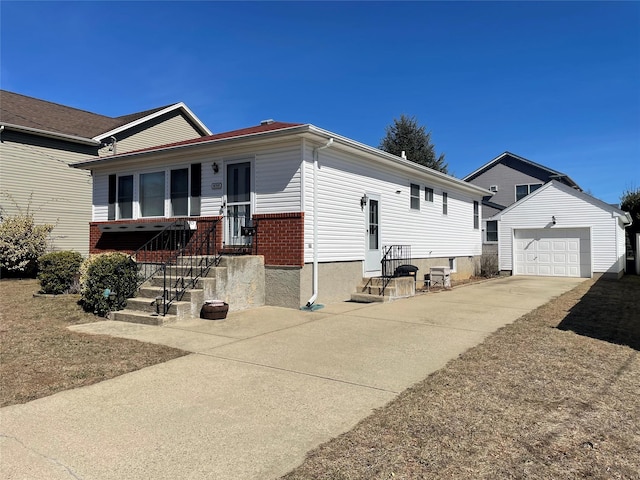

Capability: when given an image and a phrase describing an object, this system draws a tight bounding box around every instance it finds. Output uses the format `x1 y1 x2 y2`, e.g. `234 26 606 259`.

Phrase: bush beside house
37 251 84 294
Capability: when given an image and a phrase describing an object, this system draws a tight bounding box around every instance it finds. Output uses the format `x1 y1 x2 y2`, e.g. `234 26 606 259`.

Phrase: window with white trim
442 192 448 215
515 183 542 202
410 183 420 210
486 220 498 242
107 164 201 220
425 187 434 202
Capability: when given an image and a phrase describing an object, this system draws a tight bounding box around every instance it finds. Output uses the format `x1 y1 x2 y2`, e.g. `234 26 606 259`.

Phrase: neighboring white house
490 181 632 279
71 121 489 307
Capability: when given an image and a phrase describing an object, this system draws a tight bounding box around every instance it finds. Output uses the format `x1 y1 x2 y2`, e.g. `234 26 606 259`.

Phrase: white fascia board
1 122 101 146
92 102 212 141
305 125 491 197
71 124 310 169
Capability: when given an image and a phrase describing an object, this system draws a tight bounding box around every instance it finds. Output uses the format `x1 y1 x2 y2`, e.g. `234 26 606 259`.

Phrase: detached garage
491 181 632 279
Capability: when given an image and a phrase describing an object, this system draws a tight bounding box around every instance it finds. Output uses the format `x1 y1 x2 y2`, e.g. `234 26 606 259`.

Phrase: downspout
305 137 333 308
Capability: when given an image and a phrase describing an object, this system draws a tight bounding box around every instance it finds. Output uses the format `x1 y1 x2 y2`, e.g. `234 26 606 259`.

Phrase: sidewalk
0 276 584 480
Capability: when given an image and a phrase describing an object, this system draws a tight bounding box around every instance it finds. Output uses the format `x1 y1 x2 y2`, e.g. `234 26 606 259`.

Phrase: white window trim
514 183 543 202
425 186 434 202
410 183 420 210
114 166 194 220
485 220 498 244
442 192 448 215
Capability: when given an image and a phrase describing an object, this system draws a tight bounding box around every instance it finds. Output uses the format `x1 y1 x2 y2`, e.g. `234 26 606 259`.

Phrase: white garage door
514 228 591 277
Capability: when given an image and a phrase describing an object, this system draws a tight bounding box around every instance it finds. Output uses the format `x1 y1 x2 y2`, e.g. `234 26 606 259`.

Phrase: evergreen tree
379 114 448 173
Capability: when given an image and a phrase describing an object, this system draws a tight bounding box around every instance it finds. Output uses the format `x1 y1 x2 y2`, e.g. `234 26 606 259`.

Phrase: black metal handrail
379 245 412 296
130 219 219 315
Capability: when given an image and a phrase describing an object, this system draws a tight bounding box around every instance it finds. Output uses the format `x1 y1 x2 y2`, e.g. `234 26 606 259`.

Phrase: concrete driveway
1 276 585 479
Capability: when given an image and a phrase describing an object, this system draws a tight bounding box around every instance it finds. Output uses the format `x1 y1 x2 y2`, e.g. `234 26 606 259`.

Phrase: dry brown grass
283 276 640 480
0 278 187 407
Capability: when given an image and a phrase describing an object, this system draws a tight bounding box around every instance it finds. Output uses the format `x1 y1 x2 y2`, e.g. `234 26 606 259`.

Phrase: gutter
305 137 334 309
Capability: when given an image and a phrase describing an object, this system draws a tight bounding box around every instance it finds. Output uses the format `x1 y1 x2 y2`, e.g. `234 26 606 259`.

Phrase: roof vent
489 185 498 192
260 119 275 125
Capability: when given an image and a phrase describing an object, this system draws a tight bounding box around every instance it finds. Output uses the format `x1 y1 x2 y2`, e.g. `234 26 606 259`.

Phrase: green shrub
0 213 53 276
80 252 140 316
37 251 84 294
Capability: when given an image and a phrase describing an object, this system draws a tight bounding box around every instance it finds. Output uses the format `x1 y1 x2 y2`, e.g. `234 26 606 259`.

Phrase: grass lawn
282 275 640 479
0 278 187 407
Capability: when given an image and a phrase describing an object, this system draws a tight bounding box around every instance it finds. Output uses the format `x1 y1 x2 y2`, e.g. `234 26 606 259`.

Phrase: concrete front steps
110 255 266 325
350 276 416 303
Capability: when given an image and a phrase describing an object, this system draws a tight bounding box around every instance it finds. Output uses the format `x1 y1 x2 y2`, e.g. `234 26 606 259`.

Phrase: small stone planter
200 301 229 320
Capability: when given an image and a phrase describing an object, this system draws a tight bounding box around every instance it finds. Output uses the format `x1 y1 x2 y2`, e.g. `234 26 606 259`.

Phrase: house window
425 187 434 202
117 175 133 219
410 183 420 210
473 201 479 229
170 168 189 216
486 220 498 242
140 171 166 217
515 183 543 202
449 257 456 272
442 192 448 215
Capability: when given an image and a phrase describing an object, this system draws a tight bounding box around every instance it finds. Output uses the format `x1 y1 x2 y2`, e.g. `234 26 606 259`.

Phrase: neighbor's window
425 187 434 202
473 201 479 229
170 168 189 216
140 171 166 217
410 183 420 210
442 192 448 215
515 183 543 202
117 175 133 219
486 220 498 242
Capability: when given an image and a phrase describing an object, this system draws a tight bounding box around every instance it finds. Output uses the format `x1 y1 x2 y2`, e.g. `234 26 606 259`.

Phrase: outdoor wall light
360 194 368 210
212 162 219 173
552 215 557 225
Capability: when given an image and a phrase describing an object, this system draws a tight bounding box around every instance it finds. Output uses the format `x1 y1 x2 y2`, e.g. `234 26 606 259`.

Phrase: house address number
211 182 222 190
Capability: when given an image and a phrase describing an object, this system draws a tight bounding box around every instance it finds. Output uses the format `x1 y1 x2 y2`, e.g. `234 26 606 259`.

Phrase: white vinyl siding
254 145 303 214
303 145 483 264
496 182 626 275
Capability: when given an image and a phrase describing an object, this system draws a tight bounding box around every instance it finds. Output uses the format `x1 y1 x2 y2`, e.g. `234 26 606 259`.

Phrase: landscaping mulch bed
0 278 187 407
282 275 640 479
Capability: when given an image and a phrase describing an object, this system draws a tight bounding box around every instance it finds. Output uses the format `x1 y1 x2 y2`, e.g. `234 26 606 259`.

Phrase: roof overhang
93 102 212 141
71 122 490 197
0 122 101 146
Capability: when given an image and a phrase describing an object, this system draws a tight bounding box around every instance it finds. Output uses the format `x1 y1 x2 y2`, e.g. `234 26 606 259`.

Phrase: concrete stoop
111 255 266 325
350 276 416 303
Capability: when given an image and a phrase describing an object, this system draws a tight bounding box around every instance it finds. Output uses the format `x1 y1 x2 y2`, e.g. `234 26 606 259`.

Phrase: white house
71 121 489 308
490 181 632 279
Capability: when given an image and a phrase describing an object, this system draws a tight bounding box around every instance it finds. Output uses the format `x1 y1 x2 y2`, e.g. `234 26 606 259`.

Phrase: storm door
225 162 252 246
364 194 381 275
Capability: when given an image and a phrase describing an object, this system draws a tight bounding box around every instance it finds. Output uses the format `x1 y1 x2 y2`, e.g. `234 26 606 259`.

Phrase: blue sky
2 1 638 203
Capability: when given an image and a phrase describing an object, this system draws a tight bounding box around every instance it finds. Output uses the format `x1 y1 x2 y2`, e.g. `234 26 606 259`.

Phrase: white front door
364 194 381 276
225 161 252 246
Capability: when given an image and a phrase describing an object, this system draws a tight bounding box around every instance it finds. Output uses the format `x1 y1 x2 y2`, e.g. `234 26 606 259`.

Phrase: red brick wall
253 212 304 267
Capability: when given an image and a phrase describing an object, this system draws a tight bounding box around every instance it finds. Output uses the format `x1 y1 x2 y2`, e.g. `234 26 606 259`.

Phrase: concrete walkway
1 276 585 480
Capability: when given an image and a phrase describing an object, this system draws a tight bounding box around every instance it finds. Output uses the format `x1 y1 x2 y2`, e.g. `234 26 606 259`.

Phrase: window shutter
108 174 116 220
190 163 201 216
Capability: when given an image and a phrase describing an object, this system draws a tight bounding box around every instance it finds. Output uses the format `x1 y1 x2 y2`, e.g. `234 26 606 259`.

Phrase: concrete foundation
300 261 364 306
204 256 265 311
264 266 302 309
